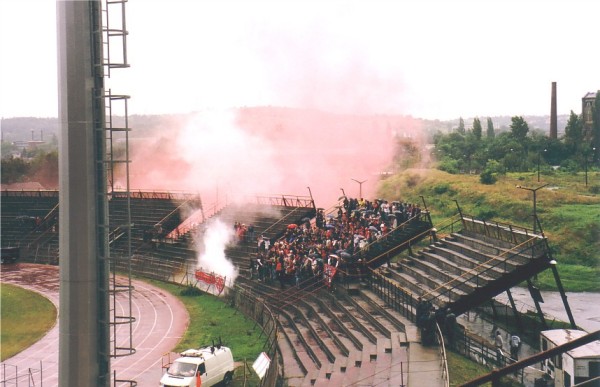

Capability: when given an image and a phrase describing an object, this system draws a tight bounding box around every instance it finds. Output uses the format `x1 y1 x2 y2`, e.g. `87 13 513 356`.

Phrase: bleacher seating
379 215 552 318
2 189 558 386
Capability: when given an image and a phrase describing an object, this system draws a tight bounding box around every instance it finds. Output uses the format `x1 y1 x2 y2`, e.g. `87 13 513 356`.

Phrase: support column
550 263 577 329
526 279 548 330
57 1 110 386
505 289 524 333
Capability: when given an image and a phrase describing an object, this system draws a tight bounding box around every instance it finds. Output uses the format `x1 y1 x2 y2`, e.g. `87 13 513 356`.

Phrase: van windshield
167 360 197 377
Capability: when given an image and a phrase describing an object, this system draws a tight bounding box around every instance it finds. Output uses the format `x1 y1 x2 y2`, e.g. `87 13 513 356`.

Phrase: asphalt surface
1 263 189 386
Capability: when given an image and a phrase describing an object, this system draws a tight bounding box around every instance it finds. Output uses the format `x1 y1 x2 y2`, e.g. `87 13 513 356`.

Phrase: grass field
447 350 521 387
378 168 600 291
0 283 57 361
143 280 264 385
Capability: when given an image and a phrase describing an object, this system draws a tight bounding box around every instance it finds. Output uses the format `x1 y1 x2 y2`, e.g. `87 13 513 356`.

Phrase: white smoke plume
194 218 238 293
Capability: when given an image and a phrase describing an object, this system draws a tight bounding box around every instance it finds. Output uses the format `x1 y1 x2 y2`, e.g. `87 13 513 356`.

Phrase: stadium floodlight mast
351 178 367 199
516 183 549 233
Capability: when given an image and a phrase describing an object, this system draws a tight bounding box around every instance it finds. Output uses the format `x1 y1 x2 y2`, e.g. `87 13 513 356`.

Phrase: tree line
432 92 600 184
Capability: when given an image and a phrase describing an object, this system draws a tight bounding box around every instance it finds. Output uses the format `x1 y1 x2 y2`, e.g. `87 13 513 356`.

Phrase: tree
510 116 529 140
593 91 600 162
1 156 30 184
457 117 465 134
472 118 482 141
486 117 495 139
563 110 583 156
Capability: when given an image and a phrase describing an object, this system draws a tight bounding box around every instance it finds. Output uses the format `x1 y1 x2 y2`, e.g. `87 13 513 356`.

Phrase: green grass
534 264 600 292
0 278 265 384
0 283 57 361
142 280 265 386
378 168 600 291
447 350 521 387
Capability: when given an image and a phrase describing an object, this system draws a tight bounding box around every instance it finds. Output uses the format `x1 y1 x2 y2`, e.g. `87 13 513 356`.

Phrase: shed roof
541 329 600 359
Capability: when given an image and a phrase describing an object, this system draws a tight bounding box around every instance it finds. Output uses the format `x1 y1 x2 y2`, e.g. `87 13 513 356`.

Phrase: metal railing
1 189 59 198
252 194 315 208
422 236 547 305
435 323 450 387
460 215 545 245
0 362 43 386
229 286 281 387
366 269 416 322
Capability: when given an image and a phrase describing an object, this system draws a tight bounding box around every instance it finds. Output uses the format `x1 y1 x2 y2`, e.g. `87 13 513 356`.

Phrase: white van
160 345 234 387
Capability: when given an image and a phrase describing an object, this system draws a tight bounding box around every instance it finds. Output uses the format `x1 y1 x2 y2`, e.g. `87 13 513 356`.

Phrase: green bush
433 183 450 194
180 284 204 297
479 170 497 184
560 159 580 173
437 159 460 174
484 159 505 175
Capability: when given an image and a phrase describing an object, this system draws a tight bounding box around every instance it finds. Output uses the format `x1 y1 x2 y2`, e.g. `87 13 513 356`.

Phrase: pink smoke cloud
127 107 423 208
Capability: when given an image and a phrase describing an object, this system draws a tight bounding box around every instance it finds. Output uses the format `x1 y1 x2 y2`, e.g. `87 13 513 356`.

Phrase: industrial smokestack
550 82 557 139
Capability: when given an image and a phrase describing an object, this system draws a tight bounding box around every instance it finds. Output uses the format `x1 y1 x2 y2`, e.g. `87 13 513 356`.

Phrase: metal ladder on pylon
100 0 137 385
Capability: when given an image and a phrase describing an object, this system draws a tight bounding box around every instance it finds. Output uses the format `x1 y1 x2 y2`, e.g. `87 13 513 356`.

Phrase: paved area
403 320 445 387
1 263 189 386
495 287 600 333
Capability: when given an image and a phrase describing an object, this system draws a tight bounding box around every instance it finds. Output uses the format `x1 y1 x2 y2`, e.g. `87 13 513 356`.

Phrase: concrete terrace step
421 244 507 280
440 239 523 271
413 252 495 290
450 232 535 265
395 261 469 300
359 289 413 340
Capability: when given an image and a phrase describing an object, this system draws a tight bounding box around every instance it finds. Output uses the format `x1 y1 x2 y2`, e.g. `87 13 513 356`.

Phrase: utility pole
537 148 546 182
516 183 549 233
585 147 596 187
351 178 367 198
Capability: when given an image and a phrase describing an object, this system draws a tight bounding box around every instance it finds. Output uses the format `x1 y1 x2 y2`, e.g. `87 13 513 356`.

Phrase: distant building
582 91 598 141
12 140 45 151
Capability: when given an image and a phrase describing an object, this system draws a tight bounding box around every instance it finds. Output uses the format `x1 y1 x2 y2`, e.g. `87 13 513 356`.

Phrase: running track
1 263 189 386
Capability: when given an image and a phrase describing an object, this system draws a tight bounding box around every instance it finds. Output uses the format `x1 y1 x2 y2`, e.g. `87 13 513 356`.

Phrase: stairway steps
450 232 534 265
414 251 497 287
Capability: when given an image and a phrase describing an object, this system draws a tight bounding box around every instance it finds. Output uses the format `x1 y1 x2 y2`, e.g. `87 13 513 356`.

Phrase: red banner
323 264 337 288
195 269 225 294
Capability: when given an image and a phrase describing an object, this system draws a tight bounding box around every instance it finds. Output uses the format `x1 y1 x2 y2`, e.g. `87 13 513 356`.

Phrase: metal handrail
435 322 450 387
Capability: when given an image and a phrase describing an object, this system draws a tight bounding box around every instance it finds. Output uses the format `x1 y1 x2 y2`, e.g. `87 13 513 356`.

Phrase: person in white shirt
510 333 521 361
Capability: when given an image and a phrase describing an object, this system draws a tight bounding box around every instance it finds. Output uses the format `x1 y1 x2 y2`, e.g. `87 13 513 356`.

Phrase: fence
130 264 282 386
0 361 43 387
228 286 281 387
366 269 416 322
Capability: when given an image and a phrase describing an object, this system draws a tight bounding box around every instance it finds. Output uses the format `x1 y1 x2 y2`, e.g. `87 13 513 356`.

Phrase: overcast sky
1 0 598 120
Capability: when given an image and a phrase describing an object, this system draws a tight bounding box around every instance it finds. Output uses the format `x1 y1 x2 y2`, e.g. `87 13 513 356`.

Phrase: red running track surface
1 263 189 386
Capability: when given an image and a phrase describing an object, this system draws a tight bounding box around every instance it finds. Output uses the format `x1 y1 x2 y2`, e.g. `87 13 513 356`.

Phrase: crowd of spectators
249 197 423 289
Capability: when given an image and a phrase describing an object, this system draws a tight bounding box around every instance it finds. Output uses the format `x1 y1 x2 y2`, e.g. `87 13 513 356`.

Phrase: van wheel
222 371 233 385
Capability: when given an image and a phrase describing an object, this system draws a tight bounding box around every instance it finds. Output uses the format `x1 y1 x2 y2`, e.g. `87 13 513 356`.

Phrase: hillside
0 110 570 143
377 168 600 292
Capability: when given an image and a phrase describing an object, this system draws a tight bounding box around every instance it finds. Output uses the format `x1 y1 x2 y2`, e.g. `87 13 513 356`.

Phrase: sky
1 0 599 121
